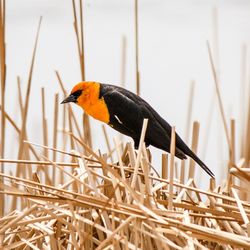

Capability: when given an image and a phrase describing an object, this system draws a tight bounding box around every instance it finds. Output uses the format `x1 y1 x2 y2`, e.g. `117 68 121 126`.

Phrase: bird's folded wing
102 89 172 147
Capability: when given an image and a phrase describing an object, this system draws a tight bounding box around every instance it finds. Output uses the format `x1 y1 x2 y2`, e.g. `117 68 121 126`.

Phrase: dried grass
1 140 250 249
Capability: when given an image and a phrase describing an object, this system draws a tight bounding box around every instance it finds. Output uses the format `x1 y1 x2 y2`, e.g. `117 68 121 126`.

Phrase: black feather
100 83 214 178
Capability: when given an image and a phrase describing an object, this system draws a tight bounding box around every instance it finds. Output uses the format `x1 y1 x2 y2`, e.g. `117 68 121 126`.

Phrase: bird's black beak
61 94 77 104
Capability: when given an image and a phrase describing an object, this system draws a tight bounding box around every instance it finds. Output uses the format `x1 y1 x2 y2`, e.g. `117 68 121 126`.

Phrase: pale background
4 0 250 188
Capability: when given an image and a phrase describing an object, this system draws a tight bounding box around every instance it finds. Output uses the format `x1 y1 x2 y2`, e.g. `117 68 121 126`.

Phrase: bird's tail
175 147 214 178
172 133 215 178
186 150 214 178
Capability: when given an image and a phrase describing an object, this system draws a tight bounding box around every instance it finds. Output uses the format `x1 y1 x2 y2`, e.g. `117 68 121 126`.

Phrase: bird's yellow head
61 81 99 107
61 81 110 123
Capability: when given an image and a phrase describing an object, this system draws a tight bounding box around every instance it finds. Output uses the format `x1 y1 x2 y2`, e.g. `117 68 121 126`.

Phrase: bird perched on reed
61 82 214 178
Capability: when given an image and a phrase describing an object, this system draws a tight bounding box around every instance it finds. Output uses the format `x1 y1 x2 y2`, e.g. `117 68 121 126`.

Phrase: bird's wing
102 88 145 138
102 87 173 149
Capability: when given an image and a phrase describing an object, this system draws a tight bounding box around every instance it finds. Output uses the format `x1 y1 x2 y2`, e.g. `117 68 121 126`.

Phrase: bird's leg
133 138 139 149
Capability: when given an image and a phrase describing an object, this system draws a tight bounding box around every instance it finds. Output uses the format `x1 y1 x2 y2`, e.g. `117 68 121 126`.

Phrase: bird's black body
99 83 214 178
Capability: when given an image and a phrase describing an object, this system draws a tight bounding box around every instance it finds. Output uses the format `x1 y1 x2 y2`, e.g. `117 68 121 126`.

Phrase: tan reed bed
1 1 250 249
1 129 250 249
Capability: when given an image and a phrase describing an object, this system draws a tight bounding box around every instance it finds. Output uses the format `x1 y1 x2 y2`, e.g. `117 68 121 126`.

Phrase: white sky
3 0 250 188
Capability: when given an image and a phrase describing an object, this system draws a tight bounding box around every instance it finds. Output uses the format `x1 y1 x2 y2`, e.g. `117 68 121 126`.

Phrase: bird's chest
83 98 110 124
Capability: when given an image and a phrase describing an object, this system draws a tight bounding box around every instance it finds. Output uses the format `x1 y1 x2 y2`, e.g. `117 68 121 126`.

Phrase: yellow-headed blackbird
61 82 214 178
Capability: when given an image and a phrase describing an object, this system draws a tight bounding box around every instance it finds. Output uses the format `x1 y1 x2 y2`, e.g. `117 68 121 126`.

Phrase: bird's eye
71 90 83 99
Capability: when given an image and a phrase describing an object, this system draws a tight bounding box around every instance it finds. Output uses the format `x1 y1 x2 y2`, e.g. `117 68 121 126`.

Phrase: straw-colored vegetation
1 1 250 249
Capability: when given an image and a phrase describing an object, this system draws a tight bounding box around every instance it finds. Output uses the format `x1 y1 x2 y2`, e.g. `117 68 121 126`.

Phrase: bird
61 81 214 178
